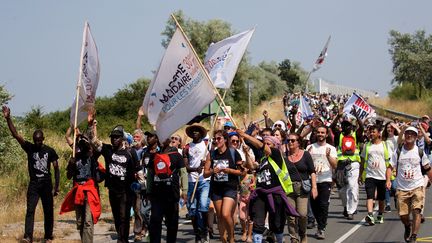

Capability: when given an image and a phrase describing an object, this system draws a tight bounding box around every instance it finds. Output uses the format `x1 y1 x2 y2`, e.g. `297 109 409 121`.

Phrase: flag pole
72 21 88 158
171 14 239 128
210 90 228 131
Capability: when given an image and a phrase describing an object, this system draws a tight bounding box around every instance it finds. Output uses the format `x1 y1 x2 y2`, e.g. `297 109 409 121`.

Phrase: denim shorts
210 186 237 201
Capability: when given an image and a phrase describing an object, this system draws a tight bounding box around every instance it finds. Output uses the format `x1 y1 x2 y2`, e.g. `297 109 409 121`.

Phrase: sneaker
347 214 354 220
21 238 32 243
407 234 417 243
200 232 209 243
376 215 384 224
134 234 143 242
385 205 391 212
315 230 325 240
404 224 411 242
307 221 316 229
365 215 375 225
195 235 202 243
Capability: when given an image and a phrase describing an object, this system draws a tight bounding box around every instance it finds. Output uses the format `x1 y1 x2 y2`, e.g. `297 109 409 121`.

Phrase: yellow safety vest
337 132 361 162
361 141 390 181
261 155 293 195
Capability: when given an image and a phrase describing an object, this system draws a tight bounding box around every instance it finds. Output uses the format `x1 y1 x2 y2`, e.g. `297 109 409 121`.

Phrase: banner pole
72 21 88 158
171 14 239 129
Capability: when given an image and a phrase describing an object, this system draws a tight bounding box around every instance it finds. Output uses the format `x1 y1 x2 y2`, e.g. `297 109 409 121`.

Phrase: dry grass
370 97 432 118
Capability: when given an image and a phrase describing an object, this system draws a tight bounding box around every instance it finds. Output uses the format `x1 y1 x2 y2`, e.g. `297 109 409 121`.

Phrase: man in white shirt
360 125 390 226
386 126 432 243
183 124 211 243
307 126 337 240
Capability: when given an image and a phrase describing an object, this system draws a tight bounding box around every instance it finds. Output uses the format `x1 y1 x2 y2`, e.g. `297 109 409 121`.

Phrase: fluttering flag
343 93 376 122
312 36 331 72
204 28 255 89
70 21 100 126
142 28 216 141
295 95 314 125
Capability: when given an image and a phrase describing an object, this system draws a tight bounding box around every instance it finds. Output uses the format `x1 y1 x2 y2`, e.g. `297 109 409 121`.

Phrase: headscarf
263 135 281 150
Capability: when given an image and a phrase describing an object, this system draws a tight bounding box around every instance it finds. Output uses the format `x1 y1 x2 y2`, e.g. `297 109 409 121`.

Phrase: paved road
87 186 432 243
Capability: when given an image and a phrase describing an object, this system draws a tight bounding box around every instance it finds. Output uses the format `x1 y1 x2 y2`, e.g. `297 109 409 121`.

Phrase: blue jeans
187 181 210 233
385 180 397 206
187 181 210 214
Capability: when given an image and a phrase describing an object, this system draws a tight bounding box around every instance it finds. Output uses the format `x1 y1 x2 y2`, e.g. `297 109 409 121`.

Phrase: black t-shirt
287 151 315 182
256 147 285 189
21 141 59 180
71 152 100 183
148 151 185 201
210 148 242 190
101 144 138 191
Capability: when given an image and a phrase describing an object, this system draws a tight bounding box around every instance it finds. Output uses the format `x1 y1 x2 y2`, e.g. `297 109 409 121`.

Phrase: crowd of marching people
2 91 432 243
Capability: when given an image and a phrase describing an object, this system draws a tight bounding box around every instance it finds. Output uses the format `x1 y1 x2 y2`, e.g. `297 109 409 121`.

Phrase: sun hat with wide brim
185 124 207 139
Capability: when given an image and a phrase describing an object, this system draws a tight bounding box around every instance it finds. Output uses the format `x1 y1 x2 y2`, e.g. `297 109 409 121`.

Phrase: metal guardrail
370 104 420 121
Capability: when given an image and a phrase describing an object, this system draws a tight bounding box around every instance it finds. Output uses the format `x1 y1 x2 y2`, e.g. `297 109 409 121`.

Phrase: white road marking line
334 218 366 243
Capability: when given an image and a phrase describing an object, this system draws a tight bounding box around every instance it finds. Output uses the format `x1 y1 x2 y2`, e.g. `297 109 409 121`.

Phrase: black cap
110 125 124 137
144 130 157 137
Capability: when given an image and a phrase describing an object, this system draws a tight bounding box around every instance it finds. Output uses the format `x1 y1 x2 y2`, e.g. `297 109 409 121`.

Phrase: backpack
153 152 176 179
341 134 356 156
395 145 426 176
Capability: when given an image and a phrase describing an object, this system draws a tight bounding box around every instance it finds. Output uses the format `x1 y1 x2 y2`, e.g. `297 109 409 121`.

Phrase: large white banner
143 28 216 141
204 28 255 89
70 21 100 125
343 93 375 121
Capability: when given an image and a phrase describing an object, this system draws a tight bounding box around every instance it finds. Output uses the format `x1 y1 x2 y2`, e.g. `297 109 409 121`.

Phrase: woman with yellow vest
237 129 299 243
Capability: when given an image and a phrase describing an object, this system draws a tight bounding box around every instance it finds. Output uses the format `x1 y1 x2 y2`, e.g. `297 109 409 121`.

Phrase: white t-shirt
385 136 398 154
306 143 337 183
361 142 390 180
187 141 210 182
390 145 430 191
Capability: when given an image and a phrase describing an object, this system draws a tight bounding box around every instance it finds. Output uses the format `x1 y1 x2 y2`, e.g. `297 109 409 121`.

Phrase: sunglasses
275 124 282 127
231 139 239 144
213 137 224 141
224 126 232 130
170 136 180 141
287 139 298 143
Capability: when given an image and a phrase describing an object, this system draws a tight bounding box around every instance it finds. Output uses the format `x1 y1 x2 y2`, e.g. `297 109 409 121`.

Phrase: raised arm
136 106 144 130
87 107 102 151
2 106 25 146
237 128 271 157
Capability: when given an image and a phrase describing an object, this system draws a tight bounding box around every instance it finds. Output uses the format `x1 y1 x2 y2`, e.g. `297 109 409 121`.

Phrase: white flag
295 96 314 125
143 28 216 141
70 21 100 125
300 95 314 120
343 93 375 122
312 36 331 72
204 28 255 89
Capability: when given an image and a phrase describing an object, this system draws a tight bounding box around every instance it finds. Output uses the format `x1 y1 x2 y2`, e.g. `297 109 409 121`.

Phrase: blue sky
1 0 432 115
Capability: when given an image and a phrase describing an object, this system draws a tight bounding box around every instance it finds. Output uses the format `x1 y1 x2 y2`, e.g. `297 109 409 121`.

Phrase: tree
24 105 46 129
278 59 301 92
0 85 24 173
388 30 432 98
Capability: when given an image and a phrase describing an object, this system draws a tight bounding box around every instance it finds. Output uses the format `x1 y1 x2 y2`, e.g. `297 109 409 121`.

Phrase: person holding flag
87 110 138 243
183 125 211 243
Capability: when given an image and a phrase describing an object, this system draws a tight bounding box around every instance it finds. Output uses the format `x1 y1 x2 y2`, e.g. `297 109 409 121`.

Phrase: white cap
405 126 418 135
